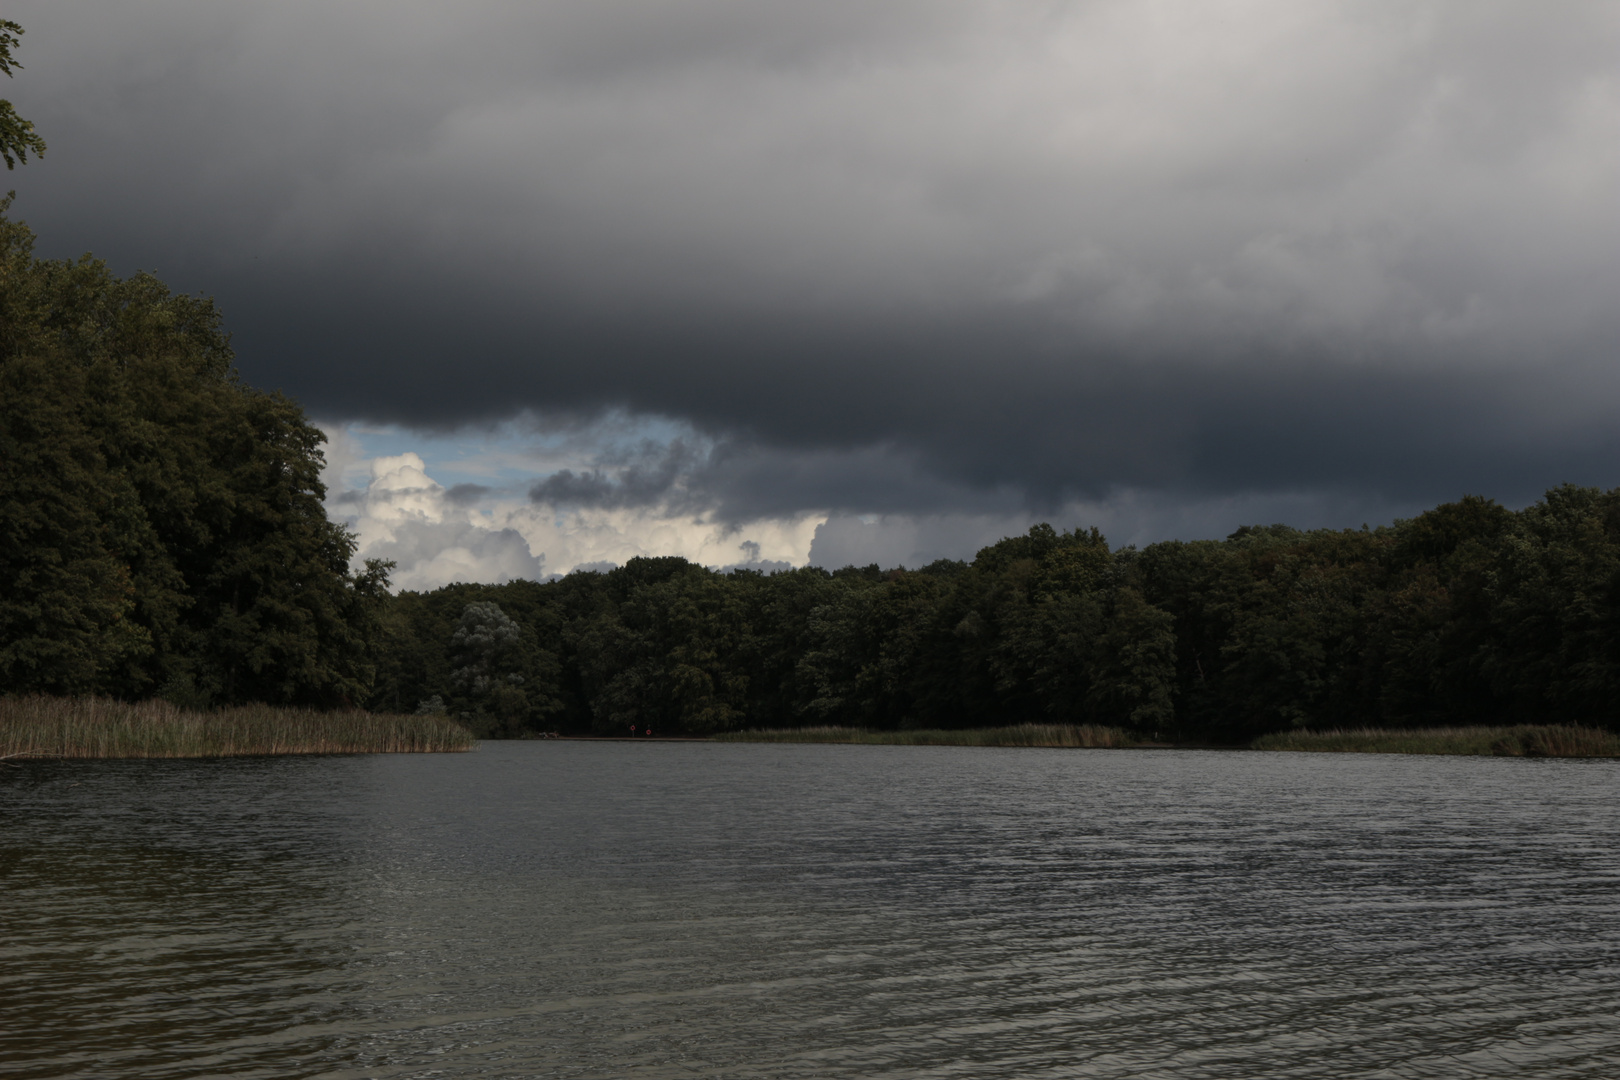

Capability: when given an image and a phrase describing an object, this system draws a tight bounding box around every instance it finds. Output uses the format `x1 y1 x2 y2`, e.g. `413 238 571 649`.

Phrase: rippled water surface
3 743 1619 1078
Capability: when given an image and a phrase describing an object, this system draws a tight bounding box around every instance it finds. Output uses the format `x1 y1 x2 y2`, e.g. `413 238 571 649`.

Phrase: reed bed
714 723 1134 748
1251 724 1620 757
0 696 476 759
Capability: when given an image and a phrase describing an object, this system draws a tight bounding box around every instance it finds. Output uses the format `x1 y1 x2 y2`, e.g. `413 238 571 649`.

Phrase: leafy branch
0 20 46 169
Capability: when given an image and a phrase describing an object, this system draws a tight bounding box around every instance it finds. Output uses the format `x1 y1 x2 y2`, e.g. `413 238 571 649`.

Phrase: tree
572 560 752 735
0 21 46 169
0 204 389 705
447 602 533 736
0 343 150 692
1479 485 1620 724
1086 586 1176 728
0 205 147 692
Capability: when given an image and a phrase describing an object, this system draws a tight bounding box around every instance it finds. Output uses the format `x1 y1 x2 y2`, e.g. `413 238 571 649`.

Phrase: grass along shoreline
6 701 1612 758
716 723 1620 756
0 696 476 759
1250 724 1620 756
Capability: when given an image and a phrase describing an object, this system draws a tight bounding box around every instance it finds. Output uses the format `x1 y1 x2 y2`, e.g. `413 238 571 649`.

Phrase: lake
3 742 1618 1078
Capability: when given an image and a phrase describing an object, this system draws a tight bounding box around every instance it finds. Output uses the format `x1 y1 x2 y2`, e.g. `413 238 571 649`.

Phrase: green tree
573 560 751 735
0 347 150 691
1479 485 1620 724
0 204 388 705
732 565 839 729
1086 586 1177 728
796 579 886 726
0 21 46 169
990 526 1115 725
447 601 555 737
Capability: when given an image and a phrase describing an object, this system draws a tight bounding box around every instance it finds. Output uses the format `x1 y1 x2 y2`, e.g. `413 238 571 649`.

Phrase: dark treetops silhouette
373 494 1620 741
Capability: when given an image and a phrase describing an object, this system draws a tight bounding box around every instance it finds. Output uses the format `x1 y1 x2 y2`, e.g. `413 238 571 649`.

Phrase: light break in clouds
319 424 818 588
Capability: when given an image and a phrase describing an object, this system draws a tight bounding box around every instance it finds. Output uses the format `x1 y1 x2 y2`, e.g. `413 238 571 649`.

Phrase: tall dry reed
0 696 476 759
1250 724 1620 757
713 723 1133 748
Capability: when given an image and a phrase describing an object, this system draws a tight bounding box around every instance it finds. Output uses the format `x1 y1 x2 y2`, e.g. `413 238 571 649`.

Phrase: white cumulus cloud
321 438 824 590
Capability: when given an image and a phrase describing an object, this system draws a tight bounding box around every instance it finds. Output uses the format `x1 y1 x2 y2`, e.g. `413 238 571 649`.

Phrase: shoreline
8 703 1615 759
0 697 476 759
705 723 1620 758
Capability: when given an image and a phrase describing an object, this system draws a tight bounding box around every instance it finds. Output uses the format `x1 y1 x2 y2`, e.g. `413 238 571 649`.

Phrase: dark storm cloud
9 0 1620 524
527 437 707 509
442 483 494 506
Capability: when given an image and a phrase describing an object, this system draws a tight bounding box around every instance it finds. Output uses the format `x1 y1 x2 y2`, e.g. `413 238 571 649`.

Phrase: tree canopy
369 492 1620 739
0 202 390 705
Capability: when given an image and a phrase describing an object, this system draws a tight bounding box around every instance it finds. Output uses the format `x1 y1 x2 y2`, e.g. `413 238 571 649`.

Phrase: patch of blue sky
327 411 701 498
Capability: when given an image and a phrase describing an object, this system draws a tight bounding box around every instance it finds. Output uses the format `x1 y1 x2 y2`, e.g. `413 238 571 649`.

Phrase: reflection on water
3 744 1618 1078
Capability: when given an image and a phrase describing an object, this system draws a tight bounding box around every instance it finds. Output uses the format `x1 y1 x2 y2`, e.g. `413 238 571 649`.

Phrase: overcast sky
8 2 1619 583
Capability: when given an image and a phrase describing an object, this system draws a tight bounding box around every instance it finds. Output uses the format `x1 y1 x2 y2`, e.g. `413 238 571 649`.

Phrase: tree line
372 491 1620 740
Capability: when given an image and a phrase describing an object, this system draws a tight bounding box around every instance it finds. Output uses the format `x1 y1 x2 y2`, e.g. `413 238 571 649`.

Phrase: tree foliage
0 21 46 169
370 492 1620 738
443 600 560 736
0 204 389 705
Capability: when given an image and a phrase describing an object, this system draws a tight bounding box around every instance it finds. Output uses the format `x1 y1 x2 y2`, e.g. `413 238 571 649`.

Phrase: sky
7 2 1619 586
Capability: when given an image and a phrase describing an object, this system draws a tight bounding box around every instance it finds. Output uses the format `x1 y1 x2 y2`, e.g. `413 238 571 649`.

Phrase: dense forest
4 192 1620 741
372 492 1620 741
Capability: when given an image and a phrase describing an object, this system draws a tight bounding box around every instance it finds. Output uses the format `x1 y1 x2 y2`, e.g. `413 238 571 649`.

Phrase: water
2 743 1618 1079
